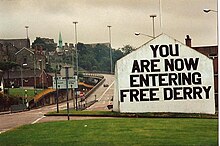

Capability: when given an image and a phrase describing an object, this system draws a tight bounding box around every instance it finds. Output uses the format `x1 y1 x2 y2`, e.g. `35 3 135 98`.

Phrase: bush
0 93 21 111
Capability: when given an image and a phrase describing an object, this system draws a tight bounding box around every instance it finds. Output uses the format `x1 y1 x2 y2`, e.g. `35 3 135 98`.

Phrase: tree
0 61 19 71
32 37 56 52
119 45 135 56
0 61 19 87
49 42 134 73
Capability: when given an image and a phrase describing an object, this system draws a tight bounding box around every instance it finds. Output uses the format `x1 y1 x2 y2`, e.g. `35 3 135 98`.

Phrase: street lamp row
135 9 217 39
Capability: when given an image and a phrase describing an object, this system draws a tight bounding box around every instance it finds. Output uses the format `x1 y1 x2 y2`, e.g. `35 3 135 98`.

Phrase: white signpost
53 76 78 89
113 34 215 114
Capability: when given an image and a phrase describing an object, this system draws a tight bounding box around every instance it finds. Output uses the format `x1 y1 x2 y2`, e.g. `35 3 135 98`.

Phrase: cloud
0 0 217 48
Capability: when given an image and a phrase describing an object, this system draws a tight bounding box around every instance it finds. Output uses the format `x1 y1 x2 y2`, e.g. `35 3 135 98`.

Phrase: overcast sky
0 0 217 49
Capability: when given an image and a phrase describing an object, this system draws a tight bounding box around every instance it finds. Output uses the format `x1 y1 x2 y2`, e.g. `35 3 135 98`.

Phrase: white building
113 34 215 114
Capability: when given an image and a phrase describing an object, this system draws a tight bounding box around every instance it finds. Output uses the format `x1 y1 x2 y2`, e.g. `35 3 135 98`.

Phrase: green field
48 110 218 119
8 88 43 99
0 118 217 146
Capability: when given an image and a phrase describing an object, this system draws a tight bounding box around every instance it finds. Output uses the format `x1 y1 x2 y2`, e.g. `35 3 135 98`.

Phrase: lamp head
150 14 157 18
203 9 211 13
135 32 140 36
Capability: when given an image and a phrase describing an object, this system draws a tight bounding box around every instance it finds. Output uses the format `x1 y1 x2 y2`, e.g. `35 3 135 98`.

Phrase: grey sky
0 0 217 49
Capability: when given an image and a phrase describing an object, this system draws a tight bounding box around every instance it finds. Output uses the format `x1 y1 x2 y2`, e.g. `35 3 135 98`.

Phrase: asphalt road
86 74 114 111
0 74 114 134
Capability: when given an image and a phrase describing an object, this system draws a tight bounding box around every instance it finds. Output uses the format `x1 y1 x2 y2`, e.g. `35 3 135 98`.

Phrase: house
0 42 19 62
0 38 30 49
185 35 218 107
3 69 52 88
113 33 215 114
15 47 46 70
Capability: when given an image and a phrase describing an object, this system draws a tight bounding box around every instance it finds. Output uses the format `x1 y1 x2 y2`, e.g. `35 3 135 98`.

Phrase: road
86 74 114 111
0 74 114 134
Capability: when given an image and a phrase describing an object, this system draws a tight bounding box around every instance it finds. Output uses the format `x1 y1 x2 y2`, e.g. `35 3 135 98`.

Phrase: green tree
32 37 56 52
0 61 18 71
0 61 19 87
119 45 135 56
49 42 133 73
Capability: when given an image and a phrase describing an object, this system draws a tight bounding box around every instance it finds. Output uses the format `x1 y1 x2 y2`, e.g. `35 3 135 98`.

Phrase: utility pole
107 25 113 74
73 21 78 110
150 15 157 38
65 65 70 120
55 64 59 113
25 26 29 48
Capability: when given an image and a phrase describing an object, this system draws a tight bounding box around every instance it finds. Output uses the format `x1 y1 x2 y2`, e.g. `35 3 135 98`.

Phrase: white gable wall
113 34 215 114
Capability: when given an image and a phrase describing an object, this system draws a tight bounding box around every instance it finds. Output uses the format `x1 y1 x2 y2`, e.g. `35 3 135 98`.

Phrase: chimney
185 35 191 47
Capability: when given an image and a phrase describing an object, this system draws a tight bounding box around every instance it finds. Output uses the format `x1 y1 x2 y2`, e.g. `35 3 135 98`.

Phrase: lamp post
203 8 218 116
73 21 78 110
25 26 29 48
39 60 43 89
150 15 157 38
55 64 59 113
73 22 78 76
34 52 37 95
107 25 113 74
25 26 29 38
20 63 27 104
135 32 155 38
64 65 70 120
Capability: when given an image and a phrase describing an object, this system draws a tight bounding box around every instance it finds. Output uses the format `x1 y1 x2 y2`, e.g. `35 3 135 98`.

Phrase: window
23 56 27 64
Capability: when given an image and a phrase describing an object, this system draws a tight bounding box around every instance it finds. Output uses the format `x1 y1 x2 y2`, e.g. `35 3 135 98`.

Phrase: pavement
0 74 115 134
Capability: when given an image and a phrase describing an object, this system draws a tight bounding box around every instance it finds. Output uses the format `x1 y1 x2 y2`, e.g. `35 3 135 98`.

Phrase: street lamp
20 63 27 104
135 32 155 38
150 15 157 38
73 22 78 76
64 65 70 120
203 8 218 111
107 25 113 74
39 60 43 89
73 21 78 110
34 53 37 95
25 26 29 48
55 64 59 113
203 9 217 13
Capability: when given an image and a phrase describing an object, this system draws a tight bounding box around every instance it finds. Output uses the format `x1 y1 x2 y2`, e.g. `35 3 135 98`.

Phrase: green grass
8 88 43 99
0 118 217 146
48 109 217 119
49 110 114 115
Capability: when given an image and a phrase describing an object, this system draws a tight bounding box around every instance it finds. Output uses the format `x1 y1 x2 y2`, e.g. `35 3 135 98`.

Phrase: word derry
120 44 212 102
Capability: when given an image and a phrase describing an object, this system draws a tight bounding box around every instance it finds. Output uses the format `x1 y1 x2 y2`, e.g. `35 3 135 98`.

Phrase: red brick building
185 35 218 107
3 69 52 88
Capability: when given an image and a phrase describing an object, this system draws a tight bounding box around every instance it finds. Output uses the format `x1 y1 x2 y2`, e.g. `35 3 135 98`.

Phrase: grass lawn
48 109 218 119
8 88 43 99
0 118 217 146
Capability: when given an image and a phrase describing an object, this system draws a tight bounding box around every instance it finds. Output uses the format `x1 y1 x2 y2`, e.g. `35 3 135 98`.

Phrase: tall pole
39 60 43 89
65 66 70 120
55 64 59 113
20 63 27 104
25 26 29 48
159 0 163 33
34 51 36 95
150 15 157 38
73 22 78 77
73 21 78 110
20 65 24 104
107 25 113 74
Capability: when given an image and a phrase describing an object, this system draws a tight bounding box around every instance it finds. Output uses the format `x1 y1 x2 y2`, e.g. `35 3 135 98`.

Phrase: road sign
53 76 78 89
